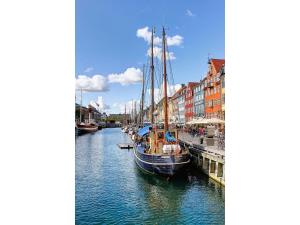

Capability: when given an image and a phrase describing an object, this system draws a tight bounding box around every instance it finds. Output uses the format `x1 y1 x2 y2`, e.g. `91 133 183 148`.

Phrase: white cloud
186 9 196 17
108 67 143 85
112 103 119 107
89 96 110 112
136 26 161 45
147 46 176 60
137 26 183 47
75 74 109 92
166 35 183 46
84 67 94 73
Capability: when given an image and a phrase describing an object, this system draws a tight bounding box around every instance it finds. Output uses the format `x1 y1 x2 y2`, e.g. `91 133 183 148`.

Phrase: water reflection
134 165 224 224
76 128 225 225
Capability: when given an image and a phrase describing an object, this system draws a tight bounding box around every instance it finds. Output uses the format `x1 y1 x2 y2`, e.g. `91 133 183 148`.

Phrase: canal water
76 128 225 225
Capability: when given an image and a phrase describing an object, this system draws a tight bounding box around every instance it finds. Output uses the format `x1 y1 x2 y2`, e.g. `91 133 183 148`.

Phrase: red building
184 82 199 122
204 58 225 118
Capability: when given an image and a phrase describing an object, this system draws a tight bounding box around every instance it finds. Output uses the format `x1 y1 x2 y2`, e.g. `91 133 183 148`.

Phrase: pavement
178 131 225 157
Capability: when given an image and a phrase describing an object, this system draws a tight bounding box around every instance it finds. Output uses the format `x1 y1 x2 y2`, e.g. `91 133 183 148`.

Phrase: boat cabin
148 128 181 154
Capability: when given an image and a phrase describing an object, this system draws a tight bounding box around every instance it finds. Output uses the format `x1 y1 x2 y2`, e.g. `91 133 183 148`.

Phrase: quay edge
179 141 225 186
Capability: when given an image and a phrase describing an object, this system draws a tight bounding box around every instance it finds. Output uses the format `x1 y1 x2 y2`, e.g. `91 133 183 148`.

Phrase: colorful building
168 97 176 124
156 97 172 123
185 82 199 122
220 65 225 120
171 85 186 124
204 58 225 118
193 79 205 118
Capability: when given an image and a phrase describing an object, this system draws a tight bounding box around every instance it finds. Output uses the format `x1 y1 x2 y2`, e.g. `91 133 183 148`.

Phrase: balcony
216 77 221 84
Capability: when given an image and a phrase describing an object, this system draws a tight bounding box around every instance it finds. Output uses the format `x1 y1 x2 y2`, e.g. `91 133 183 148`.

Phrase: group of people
183 124 225 145
184 126 206 137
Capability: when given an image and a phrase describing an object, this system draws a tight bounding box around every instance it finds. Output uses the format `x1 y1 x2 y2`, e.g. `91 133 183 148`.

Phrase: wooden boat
77 123 98 134
134 126 190 176
133 27 190 177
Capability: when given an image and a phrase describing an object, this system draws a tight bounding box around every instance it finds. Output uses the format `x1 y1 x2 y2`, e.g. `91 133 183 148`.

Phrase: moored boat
133 27 190 177
134 126 190 176
77 123 98 135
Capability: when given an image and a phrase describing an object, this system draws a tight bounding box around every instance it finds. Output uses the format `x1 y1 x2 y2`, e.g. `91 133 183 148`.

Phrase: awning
186 117 207 125
137 125 152 137
206 118 225 124
186 117 225 125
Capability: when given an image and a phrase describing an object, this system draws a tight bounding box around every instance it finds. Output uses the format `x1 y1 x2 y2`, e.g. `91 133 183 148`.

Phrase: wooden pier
178 131 225 186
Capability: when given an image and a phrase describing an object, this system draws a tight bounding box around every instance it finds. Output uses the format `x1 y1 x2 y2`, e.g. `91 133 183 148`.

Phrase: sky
75 0 224 114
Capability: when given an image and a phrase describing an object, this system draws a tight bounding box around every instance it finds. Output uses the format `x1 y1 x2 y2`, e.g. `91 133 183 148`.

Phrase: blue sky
75 0 224 114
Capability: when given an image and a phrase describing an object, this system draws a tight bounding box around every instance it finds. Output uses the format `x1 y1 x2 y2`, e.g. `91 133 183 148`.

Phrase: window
158 132 164 139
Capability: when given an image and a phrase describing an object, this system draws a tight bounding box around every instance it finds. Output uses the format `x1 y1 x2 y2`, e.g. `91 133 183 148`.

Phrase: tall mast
162 27 169 132
140 64 145 125
150 28 155 124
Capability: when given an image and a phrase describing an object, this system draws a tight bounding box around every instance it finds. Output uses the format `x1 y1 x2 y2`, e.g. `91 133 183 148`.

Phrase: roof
172 85 186 99
187 82 199 88
211 59 225 73
157 96 171 106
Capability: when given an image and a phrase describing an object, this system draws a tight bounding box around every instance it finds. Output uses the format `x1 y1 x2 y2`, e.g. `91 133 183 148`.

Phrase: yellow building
155 97 173 123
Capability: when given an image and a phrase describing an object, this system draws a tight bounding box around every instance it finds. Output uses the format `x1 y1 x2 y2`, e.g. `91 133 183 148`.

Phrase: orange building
204 58 225 118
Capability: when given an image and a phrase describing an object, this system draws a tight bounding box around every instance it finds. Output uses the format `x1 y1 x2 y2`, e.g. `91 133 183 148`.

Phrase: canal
76 128 225 225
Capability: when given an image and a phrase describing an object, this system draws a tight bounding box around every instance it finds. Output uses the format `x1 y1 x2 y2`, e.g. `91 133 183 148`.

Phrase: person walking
200 126 205 144
214 126 219 138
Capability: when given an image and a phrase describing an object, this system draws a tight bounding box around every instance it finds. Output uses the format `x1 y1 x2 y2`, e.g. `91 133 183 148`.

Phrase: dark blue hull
133 144 190 176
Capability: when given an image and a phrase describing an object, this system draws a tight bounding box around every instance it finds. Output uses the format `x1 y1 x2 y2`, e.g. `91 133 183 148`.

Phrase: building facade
220 65 225 120
204 58 225 118
157 97 173 123
172 85 186 124
75 104 103 123
185 82 199 122
193 79 205 118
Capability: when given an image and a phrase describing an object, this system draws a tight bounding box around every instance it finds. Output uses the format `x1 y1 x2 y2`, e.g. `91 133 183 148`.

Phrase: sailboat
133 27 190 176
76 89 98 135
